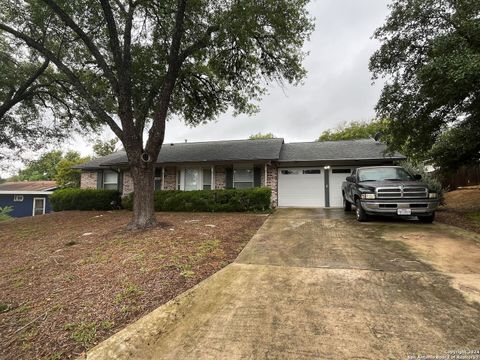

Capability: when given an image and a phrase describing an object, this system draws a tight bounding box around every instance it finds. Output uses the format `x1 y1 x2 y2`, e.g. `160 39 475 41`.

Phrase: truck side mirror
346 176 355 183
414 174 422 180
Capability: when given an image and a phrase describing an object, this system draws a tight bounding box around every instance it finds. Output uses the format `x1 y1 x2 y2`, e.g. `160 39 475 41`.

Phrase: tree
55 151 91 188
317 120 386 141
13 150 64 181
93 138 118 157
249 133 276 140
0 0 314 229
370 0 480 169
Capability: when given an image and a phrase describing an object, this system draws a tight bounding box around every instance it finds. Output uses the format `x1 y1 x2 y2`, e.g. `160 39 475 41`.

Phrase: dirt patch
0 210 266 360
436 188 480 233
383 224 480 304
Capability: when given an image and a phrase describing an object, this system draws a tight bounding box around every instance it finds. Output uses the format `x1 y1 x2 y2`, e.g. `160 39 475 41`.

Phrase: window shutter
97 170 103 189
118 171 124 193
225 168 233 189
253 167 262 187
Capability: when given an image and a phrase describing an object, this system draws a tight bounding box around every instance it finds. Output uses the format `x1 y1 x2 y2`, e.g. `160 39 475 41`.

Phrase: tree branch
40 0 119 94
99 0 123 72
180 25 220 62
0 22 124 141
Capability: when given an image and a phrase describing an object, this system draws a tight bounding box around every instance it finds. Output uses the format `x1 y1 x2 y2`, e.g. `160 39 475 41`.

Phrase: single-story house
74 138 405 208
0 181 58 217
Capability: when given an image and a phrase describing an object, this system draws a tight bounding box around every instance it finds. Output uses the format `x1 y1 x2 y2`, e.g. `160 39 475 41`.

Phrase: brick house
74 138 405 208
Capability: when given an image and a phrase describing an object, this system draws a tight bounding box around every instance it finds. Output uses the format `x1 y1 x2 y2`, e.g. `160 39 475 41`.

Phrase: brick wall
122 171 134 195
80 171 97 189
266 163 278 208
163 167 177 190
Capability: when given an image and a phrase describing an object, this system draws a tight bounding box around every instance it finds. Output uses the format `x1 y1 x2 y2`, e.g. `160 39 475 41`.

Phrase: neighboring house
0 181 57 218
74 138 405 208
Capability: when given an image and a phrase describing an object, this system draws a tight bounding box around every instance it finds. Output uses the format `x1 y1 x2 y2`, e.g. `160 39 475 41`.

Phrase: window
332 169 351 174
203 169 212 190
234 167 253 189
13 195 24 202
281 169 300 175
103 170 118 190
184 168 200 191
303 169 321 174
33 198 45 216
154 168 162 191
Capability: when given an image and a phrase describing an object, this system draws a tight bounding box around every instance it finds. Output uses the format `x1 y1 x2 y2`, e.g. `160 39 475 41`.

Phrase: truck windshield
357 167 414 182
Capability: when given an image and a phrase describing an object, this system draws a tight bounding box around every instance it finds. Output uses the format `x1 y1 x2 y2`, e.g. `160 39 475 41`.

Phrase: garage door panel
329 168 353 207
278 168 324 207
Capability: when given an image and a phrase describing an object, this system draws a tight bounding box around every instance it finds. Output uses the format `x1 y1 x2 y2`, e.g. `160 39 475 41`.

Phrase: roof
278 139 405 162
74 138 285 169
0 181 58 194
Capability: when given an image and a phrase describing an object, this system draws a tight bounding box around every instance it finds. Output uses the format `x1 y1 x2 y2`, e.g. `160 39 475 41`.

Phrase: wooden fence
438 165 480 190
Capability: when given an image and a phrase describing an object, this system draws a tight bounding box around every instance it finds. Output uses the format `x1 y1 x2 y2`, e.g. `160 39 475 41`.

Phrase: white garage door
278 168 324 207
329 168 353 207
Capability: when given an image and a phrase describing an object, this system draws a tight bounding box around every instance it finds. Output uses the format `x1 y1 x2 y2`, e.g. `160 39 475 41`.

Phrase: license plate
397 209 412 216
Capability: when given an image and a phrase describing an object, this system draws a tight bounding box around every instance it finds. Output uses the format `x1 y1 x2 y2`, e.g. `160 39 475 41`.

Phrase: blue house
0 181 58 218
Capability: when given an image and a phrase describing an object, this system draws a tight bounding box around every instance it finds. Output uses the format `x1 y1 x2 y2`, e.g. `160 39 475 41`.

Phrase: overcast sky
4 0 390 176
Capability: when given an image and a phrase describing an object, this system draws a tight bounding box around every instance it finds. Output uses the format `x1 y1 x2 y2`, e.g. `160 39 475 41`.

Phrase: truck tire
418 212 435 223
343 195 351 211
355 199 369 222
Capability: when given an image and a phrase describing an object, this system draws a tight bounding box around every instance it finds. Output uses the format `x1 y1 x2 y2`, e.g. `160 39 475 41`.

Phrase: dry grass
436 187 480 233
0 210 266 359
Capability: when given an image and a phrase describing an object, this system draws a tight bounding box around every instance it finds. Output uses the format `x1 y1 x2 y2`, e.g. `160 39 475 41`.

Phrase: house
0 181 58 218
74 138 405 208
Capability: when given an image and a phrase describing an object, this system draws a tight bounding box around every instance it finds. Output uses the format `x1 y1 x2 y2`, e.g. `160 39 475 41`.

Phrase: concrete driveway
85 209 480 360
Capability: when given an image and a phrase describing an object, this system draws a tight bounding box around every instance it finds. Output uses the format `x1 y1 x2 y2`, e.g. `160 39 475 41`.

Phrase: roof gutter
0 191 55 195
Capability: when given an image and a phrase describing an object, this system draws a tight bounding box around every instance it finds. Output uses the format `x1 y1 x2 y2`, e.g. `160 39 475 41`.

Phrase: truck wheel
355 199 369 222
418 212 435 223
343 196 351 211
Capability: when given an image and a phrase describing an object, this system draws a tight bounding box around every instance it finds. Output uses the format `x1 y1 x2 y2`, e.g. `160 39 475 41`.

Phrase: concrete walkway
85 209 480 360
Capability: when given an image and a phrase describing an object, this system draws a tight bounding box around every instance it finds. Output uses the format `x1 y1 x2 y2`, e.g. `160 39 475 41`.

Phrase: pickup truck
342 166 439 223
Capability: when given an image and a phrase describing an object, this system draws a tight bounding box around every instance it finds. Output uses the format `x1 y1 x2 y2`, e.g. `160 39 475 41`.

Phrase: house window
154 168 162 191
184 168 200 191
203 169 212 190
303 169 321 174
234 167 254 189
103 170 118 190
13 195 24 202
281 169 300 175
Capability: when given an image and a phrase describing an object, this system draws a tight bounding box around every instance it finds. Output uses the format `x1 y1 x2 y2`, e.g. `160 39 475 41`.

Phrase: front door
33 198 45 216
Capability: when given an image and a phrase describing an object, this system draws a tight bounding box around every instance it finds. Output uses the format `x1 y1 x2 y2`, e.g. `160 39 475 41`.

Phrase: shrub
122 187 271 212
50 188 121 211
0 206 13 221
401 160 444 200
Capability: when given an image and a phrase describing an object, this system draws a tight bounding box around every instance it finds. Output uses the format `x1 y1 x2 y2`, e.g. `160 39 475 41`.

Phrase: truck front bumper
361 199 439 215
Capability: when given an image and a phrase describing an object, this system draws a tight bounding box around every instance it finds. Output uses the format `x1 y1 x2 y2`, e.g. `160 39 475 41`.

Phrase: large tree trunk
128 162 156 229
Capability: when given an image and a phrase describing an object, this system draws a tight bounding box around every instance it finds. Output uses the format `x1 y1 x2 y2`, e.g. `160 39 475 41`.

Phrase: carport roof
278 139 405 162
74 138 285 169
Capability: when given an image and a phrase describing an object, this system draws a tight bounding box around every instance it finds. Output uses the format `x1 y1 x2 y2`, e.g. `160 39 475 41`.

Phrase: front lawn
436 187 480 233
0 210 266 359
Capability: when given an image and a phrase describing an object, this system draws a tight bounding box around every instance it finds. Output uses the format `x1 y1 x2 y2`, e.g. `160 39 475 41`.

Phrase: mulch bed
0 211 267 359
436 188 480 234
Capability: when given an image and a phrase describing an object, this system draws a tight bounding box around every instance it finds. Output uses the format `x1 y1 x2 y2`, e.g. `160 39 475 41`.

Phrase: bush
122 187 272 212
401 160 444 200
0 206 13 221
50 188 121 211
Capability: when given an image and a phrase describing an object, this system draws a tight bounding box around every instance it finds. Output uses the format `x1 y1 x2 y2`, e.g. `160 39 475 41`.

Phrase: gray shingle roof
278 139 405 162
74 138 285 169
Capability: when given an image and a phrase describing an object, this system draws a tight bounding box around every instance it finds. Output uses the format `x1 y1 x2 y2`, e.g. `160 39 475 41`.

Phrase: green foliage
249 133 276 140
370 0 480 170
13 150 64 181
54 151 91 188
401 159 444 199
50 189 121 211
92 138 118 157
64 322 97 347
0 205 13 221
317 120 387 141
122 188 272 212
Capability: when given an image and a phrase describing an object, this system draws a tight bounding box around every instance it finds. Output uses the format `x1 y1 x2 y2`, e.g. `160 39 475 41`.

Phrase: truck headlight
361 193 376 200
429 192 437 199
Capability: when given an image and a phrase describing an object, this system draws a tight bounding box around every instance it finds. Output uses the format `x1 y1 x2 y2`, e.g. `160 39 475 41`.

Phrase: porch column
211 165 215 189
264 164 268 187
161 167 165 190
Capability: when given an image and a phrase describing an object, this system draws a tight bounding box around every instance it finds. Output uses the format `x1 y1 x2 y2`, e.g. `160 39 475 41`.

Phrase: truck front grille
376 186 428 199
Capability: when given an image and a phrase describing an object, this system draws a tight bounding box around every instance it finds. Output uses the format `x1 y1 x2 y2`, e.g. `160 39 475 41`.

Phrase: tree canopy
0 0 314 228
370 0 480 170
93 138 118 157
317 120 386 142
249 132 276 140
